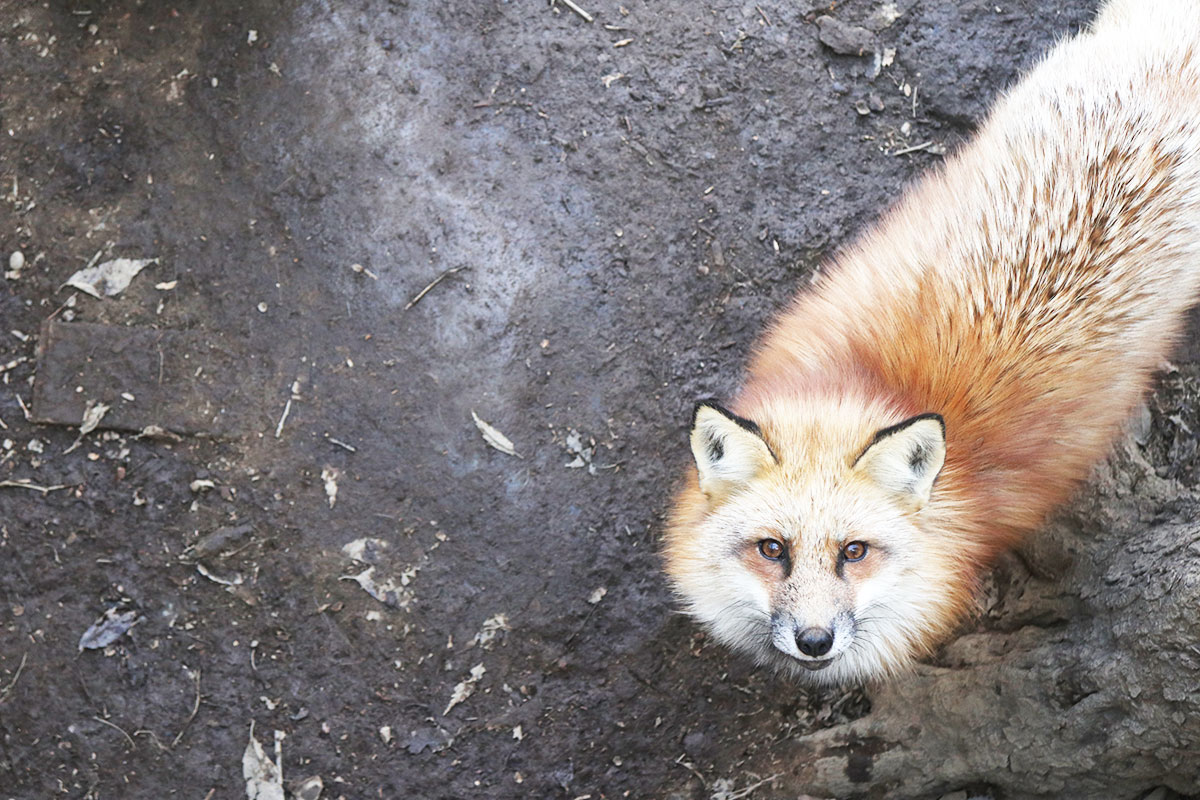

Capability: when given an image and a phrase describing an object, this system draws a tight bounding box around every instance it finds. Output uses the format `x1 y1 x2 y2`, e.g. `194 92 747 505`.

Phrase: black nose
796 627 834 657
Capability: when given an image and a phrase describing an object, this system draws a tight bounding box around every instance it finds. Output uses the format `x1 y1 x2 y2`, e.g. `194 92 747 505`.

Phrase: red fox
664 0 1200 685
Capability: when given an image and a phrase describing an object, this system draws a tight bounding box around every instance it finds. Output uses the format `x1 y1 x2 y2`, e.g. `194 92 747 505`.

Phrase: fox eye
758 539 786 560
842 541 868 562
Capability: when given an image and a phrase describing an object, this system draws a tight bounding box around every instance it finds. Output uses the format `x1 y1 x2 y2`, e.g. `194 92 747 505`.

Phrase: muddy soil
3 1 1192 798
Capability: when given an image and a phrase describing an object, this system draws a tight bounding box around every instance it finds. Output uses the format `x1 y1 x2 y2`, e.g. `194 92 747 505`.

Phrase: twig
557 0 594 23
891 140 933 157
92 715 136 750
328 437 357 453
44 292 79 323
134 729 171 752
15 394 31 421
172 669 202 747
559 603 599 654
0 356 28 374
674 753 707 789
0 480 67 495
274 397 292 439
0 653 27 703
725 774 782 799
404 266 466 310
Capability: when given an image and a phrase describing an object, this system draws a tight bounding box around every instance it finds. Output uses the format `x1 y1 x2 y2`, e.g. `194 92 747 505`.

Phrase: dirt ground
6 1 1195 798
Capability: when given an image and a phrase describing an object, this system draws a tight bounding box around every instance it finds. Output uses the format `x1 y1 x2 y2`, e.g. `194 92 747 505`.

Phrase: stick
274 397 292 439
93 715 137 750
405 266 466 310
172 669 202 747
328 437 357 453
558 0 594 23
674 754 707 789
134 729 171 752
0 653 27 702
0 356 28 374
0 480 67 495
891 140 933 156
725 774 781 799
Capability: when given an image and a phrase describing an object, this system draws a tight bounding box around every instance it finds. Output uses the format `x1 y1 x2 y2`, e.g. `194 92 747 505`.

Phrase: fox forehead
709 472 880 550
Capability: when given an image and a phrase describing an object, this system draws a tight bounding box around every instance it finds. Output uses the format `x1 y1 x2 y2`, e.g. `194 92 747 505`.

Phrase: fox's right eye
758 539 786 560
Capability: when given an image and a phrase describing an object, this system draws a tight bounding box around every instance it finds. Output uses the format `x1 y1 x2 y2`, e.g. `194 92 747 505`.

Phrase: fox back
664 0 1200 685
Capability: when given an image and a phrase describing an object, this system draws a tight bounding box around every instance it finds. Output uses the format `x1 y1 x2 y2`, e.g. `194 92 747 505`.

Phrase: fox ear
690 401 776 499
853 413 946 510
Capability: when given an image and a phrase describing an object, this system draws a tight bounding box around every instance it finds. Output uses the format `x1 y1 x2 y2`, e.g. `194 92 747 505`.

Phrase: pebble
816 15 877 57
8 251 23 271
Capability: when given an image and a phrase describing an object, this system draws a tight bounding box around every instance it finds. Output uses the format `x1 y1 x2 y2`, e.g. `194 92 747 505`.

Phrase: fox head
664 397 963 685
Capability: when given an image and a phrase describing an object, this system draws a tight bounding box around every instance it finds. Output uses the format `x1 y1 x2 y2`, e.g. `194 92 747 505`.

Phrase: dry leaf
340 567 411 609
472 613 510 649
341 537 390 564
471 411 521 457
78 608 141 651
64 257 158 298
293 776 324 800
444 663 486 715
243 725 285 800
79 401 110 435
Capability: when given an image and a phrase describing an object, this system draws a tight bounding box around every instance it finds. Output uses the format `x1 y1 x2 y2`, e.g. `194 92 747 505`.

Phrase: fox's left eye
842 541 868 561
758 539 786 560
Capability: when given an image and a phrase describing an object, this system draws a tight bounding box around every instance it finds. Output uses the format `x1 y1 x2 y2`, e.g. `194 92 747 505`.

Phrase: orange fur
664 0 1200 683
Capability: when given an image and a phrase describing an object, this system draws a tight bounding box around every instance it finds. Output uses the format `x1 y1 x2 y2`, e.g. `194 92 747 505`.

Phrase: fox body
664 0 1200 685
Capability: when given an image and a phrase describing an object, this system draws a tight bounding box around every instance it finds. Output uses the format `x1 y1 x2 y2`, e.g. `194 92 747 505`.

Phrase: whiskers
708 598 775 656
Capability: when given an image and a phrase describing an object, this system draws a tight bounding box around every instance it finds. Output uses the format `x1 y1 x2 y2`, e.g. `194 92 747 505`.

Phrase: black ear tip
904 411 946 436
692 398 724 425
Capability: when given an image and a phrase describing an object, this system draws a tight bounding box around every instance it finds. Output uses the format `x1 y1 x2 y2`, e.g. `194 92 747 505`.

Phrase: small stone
8 251 24 271
865 1 904 32
854 98 871 115
816 15 877 57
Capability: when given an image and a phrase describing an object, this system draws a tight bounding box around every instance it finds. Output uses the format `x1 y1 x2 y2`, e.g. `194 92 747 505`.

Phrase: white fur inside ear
690 405 774 498
854 415 946 509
